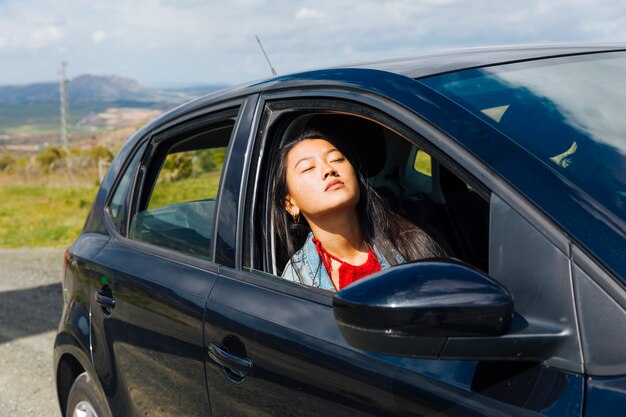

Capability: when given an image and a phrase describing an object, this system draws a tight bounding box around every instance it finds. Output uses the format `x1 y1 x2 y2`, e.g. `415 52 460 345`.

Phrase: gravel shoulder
0 247 66 417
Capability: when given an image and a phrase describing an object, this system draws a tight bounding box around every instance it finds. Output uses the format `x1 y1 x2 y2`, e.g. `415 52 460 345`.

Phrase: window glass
413 149 432 177
129 123 233 259
108 142 147 235
148 147 226 210
421 51 626 222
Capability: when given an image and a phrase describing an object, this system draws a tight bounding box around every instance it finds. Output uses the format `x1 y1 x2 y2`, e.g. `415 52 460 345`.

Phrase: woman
271 129 446 291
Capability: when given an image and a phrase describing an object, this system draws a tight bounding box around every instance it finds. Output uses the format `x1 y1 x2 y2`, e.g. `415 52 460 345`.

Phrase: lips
325 179 344 191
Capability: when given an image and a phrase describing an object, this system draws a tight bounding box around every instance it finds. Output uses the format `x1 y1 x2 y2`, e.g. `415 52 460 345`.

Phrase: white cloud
92 30 106 44
26 25 65 50
0 0 624 85
295 7 324 20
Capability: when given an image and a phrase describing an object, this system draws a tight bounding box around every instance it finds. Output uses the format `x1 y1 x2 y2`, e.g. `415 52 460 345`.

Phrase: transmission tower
59 61 69 149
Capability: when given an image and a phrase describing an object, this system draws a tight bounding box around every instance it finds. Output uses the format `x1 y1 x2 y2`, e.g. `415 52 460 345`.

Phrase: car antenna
255 35 277 76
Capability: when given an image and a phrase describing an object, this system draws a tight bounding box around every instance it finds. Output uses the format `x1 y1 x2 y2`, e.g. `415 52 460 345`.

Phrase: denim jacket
281 232 404 291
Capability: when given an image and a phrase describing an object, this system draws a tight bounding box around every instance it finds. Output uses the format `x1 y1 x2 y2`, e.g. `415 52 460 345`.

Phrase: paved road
0 247 65 417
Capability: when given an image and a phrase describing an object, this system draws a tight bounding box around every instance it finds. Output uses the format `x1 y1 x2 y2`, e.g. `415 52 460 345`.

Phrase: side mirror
332 259 513 357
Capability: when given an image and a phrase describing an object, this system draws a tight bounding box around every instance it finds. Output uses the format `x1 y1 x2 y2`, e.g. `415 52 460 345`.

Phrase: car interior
264 111 490 277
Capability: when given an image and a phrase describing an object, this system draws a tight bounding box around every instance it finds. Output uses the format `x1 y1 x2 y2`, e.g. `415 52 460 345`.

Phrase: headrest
304 114 387 177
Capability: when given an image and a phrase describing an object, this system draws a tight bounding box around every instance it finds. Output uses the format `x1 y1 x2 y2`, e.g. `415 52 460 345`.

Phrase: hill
0 75 229 152
0 74 227 105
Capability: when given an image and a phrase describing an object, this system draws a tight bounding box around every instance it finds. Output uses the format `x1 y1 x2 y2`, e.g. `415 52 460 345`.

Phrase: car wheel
66 372 111 417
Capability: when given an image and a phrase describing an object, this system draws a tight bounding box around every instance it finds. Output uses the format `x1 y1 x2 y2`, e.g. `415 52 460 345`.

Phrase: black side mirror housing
332 259 514 357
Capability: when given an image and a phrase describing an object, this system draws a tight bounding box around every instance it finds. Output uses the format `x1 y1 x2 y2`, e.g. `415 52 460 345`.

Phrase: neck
307 209 366 261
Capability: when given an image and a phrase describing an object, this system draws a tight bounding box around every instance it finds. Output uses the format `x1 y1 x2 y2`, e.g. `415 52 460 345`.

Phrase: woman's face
284 139 360 220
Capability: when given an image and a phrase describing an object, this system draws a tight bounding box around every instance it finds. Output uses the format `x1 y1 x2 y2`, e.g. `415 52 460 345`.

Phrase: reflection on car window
108 142 147 235
421 51 626 222
129 123 233 259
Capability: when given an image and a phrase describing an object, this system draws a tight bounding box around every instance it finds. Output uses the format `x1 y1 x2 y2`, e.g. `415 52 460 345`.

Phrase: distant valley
0 74 228 152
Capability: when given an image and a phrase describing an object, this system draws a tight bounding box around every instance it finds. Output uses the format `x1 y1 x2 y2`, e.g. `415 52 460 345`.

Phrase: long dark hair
271 129 445 272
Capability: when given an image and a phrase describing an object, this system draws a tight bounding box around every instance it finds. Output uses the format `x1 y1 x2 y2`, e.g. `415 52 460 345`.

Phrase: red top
312 237 382 290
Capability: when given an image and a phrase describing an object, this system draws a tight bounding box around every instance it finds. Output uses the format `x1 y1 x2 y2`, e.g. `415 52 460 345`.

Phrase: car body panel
585 375 626 417
205 267 584 416
88 238 214 417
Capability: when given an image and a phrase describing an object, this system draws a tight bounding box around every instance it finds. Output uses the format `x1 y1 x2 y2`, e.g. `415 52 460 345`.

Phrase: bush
0 154 15 172
197 148 226 172
35 146 66 171
162 152 193 181
88 146 114 163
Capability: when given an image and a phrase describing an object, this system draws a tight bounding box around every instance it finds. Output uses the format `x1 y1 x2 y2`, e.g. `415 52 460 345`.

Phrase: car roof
163 43 626 122
340 43 626 78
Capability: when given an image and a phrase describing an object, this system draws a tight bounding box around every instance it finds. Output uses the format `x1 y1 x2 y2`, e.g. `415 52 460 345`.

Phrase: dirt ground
0 247 66 417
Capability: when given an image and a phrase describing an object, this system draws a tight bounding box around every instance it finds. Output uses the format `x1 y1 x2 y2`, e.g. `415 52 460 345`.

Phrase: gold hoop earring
292 212 300 223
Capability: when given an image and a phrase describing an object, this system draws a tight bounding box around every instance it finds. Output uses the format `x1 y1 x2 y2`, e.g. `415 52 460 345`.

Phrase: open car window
243 102 490 290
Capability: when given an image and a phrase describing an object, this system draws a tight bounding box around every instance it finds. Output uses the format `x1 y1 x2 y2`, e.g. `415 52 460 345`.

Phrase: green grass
149 172 221 209
0 172 221 248
0 184 98 248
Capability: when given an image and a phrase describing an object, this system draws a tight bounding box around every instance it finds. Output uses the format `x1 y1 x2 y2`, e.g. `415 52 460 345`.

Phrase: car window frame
102 99 247 270
238 92 490 302
104 140 149 236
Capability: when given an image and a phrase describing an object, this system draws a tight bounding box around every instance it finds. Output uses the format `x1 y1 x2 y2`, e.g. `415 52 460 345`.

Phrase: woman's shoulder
281 235 313 283
280 233 335 289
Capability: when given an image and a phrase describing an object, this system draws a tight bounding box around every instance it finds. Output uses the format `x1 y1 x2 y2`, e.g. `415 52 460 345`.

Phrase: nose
322 164 337 179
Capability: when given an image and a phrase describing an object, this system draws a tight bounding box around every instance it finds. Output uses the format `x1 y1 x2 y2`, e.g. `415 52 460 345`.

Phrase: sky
0 0 625 87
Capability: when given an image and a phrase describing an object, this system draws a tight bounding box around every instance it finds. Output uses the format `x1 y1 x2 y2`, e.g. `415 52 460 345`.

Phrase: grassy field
0 173 220 248
0 184 98 248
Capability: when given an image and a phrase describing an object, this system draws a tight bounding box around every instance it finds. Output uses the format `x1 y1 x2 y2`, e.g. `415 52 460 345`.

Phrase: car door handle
208 343 253 380
95 290 116 309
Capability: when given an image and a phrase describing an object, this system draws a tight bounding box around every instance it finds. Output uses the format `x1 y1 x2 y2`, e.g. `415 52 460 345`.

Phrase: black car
55 44 626 417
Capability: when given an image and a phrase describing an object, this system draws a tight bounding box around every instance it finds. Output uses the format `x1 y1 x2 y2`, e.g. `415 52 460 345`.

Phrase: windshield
421 51 626 223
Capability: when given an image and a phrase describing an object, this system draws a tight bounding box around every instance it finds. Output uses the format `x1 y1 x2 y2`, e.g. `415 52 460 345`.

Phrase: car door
202 92 585 416
89 99 247 417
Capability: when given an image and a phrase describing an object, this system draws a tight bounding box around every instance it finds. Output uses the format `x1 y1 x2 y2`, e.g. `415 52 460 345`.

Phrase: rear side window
108 142 148 235
129 115 236 260
148 147 226 210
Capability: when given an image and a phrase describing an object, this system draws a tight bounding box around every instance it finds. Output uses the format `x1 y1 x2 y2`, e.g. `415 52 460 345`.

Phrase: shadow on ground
0 283 62 344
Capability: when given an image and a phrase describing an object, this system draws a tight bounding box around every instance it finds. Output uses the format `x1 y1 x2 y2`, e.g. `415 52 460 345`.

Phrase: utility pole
59 61 69 150
58 61 74 184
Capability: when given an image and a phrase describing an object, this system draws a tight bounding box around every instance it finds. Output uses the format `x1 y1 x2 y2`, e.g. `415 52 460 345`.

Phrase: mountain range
0 74 228 105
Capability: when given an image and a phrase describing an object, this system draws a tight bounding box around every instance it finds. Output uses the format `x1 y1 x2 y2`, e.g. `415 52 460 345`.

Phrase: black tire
66 372 112 417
